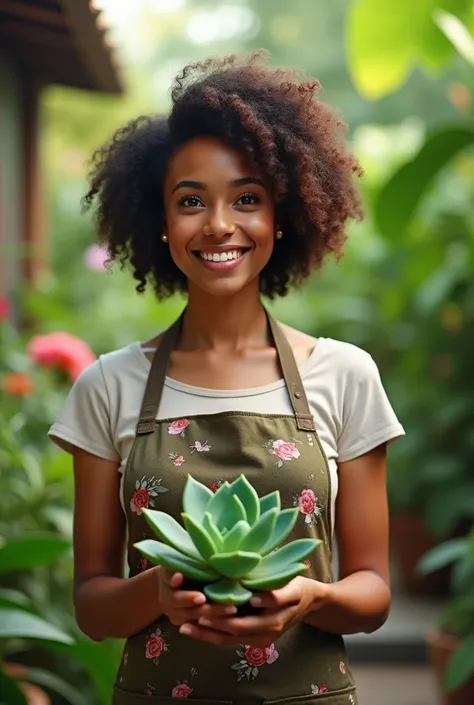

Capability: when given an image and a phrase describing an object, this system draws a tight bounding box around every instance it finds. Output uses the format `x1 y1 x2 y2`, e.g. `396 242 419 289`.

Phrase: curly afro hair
83 50 363 299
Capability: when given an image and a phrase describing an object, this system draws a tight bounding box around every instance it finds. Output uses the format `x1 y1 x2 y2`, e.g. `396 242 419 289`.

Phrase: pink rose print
299 488 316 515
293 487 323 525
131 488 149 515
245 646 268 668
145 683 155 696
145 628 169 664
311 684 328 695
339 661 346 674
173 455 185 467
272 439 300 461
168 418 190 436
232 643 279 680
123 651 129 666
172 685 193 698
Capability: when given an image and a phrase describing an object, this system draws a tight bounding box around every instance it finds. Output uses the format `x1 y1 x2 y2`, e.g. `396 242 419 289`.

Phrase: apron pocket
263 687 357 705
113 686 233 705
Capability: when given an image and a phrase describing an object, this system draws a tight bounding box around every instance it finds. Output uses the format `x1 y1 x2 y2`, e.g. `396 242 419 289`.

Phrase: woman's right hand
156 567 237 626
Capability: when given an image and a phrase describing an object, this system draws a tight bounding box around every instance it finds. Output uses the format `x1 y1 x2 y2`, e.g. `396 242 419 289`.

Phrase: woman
49 52 405 704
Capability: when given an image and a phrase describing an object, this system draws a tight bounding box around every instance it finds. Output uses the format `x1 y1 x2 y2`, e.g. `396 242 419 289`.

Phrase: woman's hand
178 576 328 647
156 568 238 626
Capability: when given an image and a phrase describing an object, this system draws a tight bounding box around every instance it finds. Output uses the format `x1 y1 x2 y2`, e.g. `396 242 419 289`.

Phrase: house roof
0 0 123 93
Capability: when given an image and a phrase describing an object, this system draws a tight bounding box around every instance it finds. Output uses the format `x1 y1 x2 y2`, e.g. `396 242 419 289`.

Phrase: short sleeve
48 358 120 462
337 353 405 463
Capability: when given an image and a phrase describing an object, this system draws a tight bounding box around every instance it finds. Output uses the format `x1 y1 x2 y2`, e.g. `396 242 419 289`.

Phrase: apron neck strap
136 308 315 435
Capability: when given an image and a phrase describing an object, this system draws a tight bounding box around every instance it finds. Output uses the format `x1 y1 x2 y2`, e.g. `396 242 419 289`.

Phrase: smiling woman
49 50 404 705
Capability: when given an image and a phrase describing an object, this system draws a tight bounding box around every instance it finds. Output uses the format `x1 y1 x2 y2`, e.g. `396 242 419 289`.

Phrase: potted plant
136 474 320 614
417 524 474 705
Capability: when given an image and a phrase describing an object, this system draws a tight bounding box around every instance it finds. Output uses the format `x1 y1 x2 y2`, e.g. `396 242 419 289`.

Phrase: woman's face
163 136 276 298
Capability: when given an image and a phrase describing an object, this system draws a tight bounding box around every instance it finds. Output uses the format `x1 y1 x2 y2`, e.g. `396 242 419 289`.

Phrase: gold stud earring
161 233 168 243
276 230 283 240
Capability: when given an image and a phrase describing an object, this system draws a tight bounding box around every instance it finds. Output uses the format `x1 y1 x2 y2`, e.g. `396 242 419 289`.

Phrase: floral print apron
113 311 358 705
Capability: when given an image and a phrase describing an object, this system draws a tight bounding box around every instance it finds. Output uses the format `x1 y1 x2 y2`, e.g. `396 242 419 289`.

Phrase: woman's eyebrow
172 180 207 193
172 176 265 193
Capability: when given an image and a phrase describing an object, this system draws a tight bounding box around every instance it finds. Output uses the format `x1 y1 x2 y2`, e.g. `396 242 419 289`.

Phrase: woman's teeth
199 250 244 262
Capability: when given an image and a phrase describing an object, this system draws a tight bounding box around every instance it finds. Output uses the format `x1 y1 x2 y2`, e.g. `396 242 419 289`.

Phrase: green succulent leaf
210 486 248 532
222 520 251 552
142 509 201 559
251 538 319 576
204 578 253 605
182 475 214 523
135 539 218 582
242 508 277 553
206 482 232 528
259 490 281 514
182 513 217 560
209 551 261 579
229 475 260 525
242 562 308 591
203 512 224 551
260 508 299 554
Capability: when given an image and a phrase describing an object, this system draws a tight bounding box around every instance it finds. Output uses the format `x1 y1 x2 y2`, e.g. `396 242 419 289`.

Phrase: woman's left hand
178 576 329 648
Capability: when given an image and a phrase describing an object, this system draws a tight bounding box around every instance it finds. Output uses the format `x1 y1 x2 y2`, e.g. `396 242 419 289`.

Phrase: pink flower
145 633 165 660
27 332 95 381
130 489 149 515
272 440 300 461
265 643 279 664
172 684 193 698
140 558 149 571
193 441 211 452
311 684 328 695
0 297 11 321
168 419 190 435
298 488 316 515
245 646 268 667
84 244 108 271
339 661 346 674
173 455 185 467
123 651 129 665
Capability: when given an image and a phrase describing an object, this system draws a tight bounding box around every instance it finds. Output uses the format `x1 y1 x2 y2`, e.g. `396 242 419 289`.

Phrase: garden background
1 1 474 703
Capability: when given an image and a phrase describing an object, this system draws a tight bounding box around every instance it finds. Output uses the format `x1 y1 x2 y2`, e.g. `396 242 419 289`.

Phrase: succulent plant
135 474 320 606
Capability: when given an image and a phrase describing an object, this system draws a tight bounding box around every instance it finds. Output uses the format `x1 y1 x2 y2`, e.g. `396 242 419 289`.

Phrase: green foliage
136 475 319 605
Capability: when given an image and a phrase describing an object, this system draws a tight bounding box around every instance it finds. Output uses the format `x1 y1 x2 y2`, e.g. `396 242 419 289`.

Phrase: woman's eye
179 196 203 208
236 193 259 206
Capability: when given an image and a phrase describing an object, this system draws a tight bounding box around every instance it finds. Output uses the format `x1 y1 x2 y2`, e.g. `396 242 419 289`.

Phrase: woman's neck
180 285 269 352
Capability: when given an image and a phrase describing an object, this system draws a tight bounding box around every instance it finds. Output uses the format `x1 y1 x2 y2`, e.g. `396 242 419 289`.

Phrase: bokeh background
1 1 474 704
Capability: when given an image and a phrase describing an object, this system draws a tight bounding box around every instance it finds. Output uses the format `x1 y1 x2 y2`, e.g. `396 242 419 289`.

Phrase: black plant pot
181 578 262 616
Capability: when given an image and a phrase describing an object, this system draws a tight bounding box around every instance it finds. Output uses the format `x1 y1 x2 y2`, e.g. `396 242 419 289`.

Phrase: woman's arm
303 443 391 634
73 448 164 641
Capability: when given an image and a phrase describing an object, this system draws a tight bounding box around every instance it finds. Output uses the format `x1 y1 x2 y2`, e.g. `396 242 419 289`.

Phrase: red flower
130 489 149 515
272 440 300 461
245 646 269 667
168 418 190 435
172 684 193 698
208 482 219 492
2 372 35 396
27 332 95 381
0 297 11 321
298 488 316 515
173 455 185 467
145 633 165 660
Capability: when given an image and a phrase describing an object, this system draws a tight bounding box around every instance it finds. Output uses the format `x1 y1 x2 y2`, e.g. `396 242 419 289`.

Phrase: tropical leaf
445 634 474 691
375 126 474 239
0 535 70 573
23 667 87 705
417 538 467 575
0 668 27 705
0 608 73 644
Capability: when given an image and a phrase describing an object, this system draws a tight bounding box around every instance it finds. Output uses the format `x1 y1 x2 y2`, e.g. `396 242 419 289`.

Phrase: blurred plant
418 524 474 691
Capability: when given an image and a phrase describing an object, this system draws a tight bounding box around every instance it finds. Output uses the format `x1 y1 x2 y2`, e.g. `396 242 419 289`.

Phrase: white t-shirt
48 337 405 530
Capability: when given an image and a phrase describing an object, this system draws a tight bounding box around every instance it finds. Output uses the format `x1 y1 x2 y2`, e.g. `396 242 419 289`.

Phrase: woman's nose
203 205 235 238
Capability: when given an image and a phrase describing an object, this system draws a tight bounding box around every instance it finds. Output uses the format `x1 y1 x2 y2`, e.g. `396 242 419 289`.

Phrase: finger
179 623 275 648
197 606 297 635
250 582 301 609
168 588 206 607
169 603 237 625
168 572 184 589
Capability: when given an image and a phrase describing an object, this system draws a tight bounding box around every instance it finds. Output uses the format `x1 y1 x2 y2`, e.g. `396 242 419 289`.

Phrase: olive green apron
113 311 357 705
